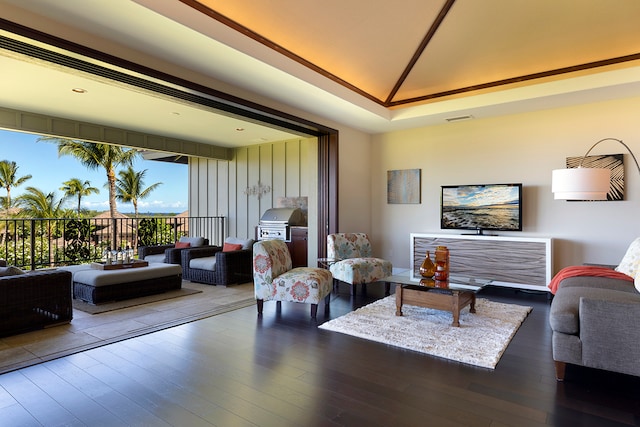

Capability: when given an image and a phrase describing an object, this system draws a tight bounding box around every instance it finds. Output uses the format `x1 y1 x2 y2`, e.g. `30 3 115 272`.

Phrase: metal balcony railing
0 216 225 270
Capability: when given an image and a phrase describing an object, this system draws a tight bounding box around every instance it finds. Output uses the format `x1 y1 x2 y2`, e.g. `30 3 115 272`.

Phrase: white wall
371 96 640 272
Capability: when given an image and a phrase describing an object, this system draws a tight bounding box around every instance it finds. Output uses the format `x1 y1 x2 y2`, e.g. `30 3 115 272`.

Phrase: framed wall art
387 169 421 204
566 153 624 201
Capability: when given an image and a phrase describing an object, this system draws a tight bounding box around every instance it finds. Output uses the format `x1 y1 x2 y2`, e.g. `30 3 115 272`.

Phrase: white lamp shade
552 168 611 200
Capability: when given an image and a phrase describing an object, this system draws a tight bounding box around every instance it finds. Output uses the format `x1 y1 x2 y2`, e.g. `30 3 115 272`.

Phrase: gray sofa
549 267 640 380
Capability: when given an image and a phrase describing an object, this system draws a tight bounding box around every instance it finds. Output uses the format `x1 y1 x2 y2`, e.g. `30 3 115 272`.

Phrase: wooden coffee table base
395 284 476 327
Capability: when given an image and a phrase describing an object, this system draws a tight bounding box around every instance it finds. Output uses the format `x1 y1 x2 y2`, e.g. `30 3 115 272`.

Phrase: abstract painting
387 169 421 204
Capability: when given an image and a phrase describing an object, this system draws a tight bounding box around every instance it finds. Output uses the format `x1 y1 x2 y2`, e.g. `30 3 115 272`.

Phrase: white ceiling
1 0 640 150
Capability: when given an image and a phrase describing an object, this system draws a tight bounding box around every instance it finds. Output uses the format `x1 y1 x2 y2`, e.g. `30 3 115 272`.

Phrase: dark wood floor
0 284 639 426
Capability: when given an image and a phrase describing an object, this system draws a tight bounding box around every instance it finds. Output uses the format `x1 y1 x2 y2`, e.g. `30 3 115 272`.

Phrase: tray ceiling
188 0 640 107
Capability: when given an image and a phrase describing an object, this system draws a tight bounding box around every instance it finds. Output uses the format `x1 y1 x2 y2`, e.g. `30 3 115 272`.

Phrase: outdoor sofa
0 262 73 336
138 236 210 264
181 237 254 286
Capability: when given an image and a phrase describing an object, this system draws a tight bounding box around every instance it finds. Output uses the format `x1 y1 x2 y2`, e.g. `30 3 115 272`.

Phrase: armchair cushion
0 265 25 276
179 236 206 247
174 241 191 249
189 256 217 271
225 236 254 250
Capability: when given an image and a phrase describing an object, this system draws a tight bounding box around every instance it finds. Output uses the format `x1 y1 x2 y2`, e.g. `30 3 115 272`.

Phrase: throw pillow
223 243 243 252
175 241 191 249
615 237 640 278
0 266 25 276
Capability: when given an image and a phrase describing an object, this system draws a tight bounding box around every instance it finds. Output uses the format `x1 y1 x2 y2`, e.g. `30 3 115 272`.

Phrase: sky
0 129 188 214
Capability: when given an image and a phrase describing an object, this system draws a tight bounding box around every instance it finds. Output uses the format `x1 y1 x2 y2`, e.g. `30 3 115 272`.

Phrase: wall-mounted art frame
387 169 421 204
566 153 624 201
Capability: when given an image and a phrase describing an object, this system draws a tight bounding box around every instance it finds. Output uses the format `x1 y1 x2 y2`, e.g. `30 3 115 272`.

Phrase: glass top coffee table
384 269 492 327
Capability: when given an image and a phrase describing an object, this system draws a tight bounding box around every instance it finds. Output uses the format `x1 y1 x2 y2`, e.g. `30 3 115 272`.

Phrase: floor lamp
552 138 640 200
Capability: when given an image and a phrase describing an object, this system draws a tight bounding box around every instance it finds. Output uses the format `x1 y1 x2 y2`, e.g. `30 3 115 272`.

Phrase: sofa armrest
138 244 174 260
580 296 640 377
214 249 253 286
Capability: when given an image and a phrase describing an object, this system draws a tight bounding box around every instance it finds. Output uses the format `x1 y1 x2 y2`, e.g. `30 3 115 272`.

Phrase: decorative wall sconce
244 181 271 199
552 138 640 200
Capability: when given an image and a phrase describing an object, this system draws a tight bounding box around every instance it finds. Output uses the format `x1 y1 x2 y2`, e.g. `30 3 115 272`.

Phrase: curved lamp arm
579 138 640 175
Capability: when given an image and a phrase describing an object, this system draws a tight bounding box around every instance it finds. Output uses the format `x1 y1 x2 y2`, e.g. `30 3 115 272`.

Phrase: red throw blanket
548 265 633 294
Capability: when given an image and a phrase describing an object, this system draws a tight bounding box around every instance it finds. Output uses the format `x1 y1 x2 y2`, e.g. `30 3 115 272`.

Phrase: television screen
441 183 522 234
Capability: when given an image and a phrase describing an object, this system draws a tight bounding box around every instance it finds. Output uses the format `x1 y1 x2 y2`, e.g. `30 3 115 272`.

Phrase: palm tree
0 160 32 214
17 186 65 219
115 166 162 250
38 137 139 217
60 178 100 216
115 166 162 218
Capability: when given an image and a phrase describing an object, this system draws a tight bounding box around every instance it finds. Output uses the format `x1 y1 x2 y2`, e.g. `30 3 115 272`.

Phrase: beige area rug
0 282 255 374
72 287 203 314
319 296 532 369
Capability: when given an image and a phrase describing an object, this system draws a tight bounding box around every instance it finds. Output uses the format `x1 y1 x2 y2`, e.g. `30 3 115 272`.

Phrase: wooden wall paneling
227 157 238 237
300 139 310 197
235 148 249 239
272 142 287 201
216 161 229 232
246 146 261 232
285 140 301 197
259 143 274 216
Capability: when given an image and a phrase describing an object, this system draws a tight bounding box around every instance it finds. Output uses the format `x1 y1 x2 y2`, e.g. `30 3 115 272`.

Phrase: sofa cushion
60 263 182 287
179 236 206 247
0 266 25 276
225 236 254 250
190 256 217 271
144 254 166 264
615 237 640 278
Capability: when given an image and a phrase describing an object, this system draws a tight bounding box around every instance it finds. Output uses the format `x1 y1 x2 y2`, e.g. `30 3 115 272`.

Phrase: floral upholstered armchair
253 239 332 318
327 233 393 296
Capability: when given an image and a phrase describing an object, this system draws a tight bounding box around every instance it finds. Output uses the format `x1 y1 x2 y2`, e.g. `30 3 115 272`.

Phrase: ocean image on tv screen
441 185 520 230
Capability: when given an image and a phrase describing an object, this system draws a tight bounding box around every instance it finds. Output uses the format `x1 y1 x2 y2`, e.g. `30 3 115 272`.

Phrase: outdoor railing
0 216 225 270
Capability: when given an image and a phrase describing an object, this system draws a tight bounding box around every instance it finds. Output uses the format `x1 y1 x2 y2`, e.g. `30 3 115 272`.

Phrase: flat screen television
440 183 523 235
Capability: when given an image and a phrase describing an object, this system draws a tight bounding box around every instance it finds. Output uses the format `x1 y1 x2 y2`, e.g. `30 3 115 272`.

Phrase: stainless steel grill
258 208 307 242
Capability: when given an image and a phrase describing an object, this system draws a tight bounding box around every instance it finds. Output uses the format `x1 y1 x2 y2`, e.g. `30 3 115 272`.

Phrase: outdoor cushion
174 241 191 249
179 236 206 247
189 256 217 271
225 237 254 250
144 254 166 264
0 266 25 276
60 263 182 287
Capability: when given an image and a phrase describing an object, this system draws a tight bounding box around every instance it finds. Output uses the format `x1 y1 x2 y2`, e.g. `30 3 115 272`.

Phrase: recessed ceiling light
236 128 245 131
71 88 87 93
171 112 181 116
